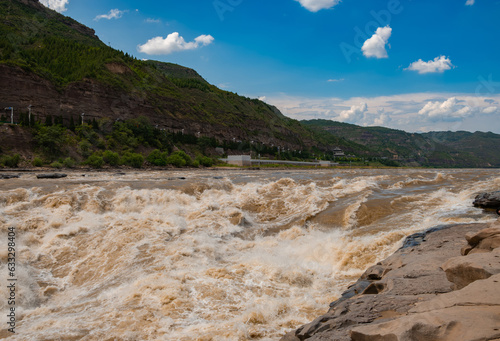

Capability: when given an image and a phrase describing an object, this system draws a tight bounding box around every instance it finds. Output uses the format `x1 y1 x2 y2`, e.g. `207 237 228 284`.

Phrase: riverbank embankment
282 218 500 341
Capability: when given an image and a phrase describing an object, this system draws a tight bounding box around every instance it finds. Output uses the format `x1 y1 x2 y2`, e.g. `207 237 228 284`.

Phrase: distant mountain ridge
302 119 500 167
421 131 500 167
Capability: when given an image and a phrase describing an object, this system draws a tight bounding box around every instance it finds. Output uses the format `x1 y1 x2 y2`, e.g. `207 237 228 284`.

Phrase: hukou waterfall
0 168 498 340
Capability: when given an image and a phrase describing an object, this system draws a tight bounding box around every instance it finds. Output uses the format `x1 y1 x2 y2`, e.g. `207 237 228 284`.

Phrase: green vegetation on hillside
0 1 499 169
0 114 373 169
0 0 110 85
303 120 500 168
16 115 215 168
422 131 500 167
0 0 314 143
0 113 326 168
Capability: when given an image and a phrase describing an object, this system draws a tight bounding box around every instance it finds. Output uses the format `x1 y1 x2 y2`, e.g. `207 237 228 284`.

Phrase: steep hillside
303 120 498 167
1 0 499 169
422 131 500 167
0 0 314 150
302 120 431 158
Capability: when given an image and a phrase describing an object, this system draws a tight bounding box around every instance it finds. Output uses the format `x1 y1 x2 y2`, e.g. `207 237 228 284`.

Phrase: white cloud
295 0 341 12
39 0 69 13
94 9 126 21
194 35 215 46
418 97 475 121
373 111 389 126
482 106 497 114
465 0 475 5
138 32 214 55
327 78 344 82
145 18 161 24
339 103 368 123
258 96 267 102
405 56 454 74
361 26 392 59
265 93 500 133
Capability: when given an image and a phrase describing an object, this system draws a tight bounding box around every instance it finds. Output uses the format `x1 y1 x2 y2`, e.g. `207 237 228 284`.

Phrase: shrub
62 157 75 168
103 150 120 166
121 152 143 168
379 159 400 167
32 157 44 167
76 124 99 144
78 139 93 158
147 149 167 166
196 155 214 167
169 150 192 166
50 161 63 169
166 154 186 167
96 138 107 150
1 154 21 168
86 153 104 168
33 125 67 157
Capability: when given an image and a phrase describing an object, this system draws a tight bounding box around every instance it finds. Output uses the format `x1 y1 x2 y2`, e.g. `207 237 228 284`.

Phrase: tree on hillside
33 125 67 157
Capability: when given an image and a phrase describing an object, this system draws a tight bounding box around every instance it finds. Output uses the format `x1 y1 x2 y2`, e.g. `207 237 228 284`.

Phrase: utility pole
27 105 32 126
5 107 13 124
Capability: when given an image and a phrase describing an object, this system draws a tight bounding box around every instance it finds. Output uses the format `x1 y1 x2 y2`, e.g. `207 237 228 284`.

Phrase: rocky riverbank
281 218 500 341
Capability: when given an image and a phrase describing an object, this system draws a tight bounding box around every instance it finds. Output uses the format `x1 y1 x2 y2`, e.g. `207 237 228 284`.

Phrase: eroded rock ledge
473 191 500 209
281 219 500 341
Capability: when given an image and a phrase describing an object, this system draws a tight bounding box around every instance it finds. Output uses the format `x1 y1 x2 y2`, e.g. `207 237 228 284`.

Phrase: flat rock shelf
281 219 500 341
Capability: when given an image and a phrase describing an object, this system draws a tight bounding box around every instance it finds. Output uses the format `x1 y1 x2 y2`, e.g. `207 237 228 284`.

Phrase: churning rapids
0 169 499 340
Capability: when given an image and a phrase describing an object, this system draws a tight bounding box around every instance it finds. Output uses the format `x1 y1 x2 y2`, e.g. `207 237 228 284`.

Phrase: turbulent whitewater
0 169 498 340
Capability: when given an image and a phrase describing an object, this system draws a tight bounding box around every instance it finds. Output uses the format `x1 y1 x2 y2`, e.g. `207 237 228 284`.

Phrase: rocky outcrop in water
36 173 67 179
473 191 500 209
0 174 20 179
281 220 500 341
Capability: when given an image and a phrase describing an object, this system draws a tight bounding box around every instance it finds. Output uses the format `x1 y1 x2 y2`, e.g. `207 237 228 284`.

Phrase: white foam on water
0 169 497 340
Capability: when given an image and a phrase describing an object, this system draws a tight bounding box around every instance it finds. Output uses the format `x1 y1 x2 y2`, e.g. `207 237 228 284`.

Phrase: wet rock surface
36 173 68 179
0 174 20 179
473 191 500 209
281 220 500 341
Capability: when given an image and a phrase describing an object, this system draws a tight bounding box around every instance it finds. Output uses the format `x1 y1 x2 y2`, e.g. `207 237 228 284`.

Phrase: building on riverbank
221 155 338 167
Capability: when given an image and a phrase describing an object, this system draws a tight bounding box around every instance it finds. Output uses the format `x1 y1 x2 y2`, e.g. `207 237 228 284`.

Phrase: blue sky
40 0 500 133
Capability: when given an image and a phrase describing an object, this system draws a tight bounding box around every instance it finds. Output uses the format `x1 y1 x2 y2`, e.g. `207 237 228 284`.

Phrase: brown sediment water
0 168 498 340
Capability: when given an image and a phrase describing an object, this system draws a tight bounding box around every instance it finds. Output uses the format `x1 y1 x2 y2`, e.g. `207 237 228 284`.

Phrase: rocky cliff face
0 63 159 126
0 64 307 149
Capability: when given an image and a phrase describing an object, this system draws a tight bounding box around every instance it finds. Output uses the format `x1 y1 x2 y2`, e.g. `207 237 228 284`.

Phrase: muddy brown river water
0 168 498 340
